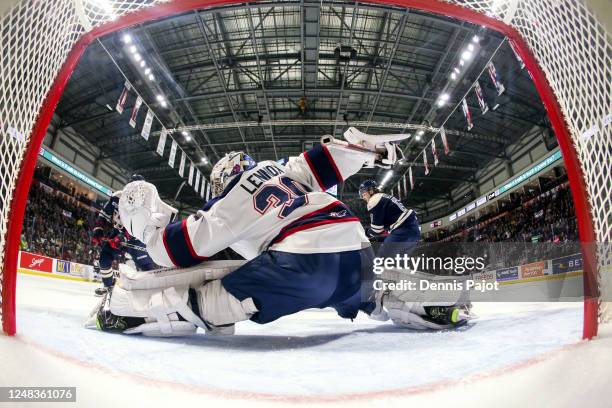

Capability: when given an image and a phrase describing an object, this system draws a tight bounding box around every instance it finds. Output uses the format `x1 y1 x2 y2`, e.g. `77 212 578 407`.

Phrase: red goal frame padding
2 0 598 338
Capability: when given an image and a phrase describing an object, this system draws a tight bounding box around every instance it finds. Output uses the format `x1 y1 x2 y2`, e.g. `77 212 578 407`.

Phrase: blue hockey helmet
129 174 145 182
359 179 378 199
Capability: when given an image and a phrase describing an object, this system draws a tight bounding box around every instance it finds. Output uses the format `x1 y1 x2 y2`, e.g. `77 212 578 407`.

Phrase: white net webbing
0 0 610 332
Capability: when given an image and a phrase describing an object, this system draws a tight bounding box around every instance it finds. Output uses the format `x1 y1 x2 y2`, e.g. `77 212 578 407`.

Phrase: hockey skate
94 286 110 297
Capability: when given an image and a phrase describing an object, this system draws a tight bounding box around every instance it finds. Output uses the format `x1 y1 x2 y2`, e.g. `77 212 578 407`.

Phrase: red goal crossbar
1 0 599 338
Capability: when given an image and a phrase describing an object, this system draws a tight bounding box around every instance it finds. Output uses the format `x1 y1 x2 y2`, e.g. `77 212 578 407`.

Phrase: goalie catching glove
117 180 178 244
343 126 406 169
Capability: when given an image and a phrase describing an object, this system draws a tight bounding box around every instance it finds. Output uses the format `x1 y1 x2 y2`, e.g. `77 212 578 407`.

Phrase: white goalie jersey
145 144 373 268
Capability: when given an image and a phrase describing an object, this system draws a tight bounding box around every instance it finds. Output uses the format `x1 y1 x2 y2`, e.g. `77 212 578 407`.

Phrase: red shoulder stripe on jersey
321 144 343 183
303 150 325 190
162 227 179 267
181 219 207 262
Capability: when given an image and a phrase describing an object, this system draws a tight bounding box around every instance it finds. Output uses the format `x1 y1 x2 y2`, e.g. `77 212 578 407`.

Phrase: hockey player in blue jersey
90 138 469 336
92 174 156 296
359 179 420 256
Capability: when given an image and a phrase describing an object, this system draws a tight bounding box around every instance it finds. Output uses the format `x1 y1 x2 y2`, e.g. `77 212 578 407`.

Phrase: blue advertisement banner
497 266 519 282
55 259 71 274
552 254 583 275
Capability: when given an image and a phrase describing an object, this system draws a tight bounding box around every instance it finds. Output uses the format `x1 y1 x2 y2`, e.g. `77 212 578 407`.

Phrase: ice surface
1 273 611 407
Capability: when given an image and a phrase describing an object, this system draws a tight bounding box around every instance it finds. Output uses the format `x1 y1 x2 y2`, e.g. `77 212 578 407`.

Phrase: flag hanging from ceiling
403 173 408 194
487 62 505 95
432 139 439 166
115 81 130 114
474 81 489 115
423 151 430 176
188 161 194 186
168 139 178 168
194 170 201 193
129 95 143 128
205 182 211 200
440 126 450 155
461 98 473 131
141 109 154 140
179 150 186 177
156 128 167 156
408 167 414 190
200 180 206 198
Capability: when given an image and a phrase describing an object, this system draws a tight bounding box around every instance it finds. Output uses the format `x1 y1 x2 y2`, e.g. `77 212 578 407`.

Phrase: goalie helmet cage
0 0 609 338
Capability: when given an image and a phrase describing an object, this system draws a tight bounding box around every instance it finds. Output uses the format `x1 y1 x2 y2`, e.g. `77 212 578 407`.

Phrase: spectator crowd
427 177 577 244
20 180 102 265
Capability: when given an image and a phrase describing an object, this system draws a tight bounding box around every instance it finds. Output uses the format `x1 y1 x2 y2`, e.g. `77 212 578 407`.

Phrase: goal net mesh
0 0 610 332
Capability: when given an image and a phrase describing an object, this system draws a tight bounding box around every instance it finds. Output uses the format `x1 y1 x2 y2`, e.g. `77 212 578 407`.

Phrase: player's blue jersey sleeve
367 194 387 234
367 193 413 233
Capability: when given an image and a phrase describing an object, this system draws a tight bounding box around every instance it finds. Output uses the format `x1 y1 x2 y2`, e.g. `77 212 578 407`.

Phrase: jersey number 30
253 177 308 218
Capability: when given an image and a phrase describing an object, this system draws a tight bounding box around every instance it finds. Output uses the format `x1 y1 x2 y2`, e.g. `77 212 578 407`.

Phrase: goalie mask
210 151 257 197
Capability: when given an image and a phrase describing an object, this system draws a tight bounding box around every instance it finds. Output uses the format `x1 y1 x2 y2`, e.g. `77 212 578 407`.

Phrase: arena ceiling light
201 157 209 164
437 93 450 107
128 45 137 54
122 34 132 44
147 74 155 81
133 53 142 62
461 50 473 61
139 60 146 67
472 35 480 43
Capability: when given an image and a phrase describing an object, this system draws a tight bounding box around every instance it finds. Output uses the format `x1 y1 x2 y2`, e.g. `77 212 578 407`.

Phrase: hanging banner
200 181 206 198
423 151 430 176
168 139 178 168
129 95 143 128
188 162 195 186
440 126 450 155
403 174 408 194
408 167 414 190
115 81 131 114
194 170 201 192
509 40 525 69
205 183 211 200
141 109 154 140
474 81 489 115
461 98 474 131
432 139 439 166
156 128 167 156
179 150 186 177
487 62 505 95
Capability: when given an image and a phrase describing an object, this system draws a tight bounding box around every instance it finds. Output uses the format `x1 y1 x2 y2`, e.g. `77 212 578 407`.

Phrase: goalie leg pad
109 285 207 336
196 280 258 327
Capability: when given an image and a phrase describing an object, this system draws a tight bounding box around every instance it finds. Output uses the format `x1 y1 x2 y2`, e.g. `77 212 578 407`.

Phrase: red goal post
0 0 609 338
